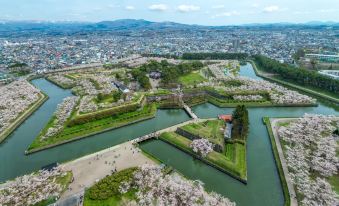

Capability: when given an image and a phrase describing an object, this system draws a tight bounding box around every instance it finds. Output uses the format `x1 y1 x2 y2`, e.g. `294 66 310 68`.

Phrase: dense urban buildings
0 21 338 72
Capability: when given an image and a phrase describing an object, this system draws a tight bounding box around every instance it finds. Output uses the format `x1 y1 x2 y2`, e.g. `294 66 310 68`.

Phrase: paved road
59 141 154 200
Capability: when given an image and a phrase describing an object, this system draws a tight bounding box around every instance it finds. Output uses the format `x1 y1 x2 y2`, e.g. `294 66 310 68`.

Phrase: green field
84 167 137 206
180 120 225 146
159 132 247 181
28 104 157 152
178 72 206 87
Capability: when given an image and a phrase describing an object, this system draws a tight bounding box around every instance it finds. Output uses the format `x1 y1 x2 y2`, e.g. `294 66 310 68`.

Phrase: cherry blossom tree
0 167 69 206
190 138 214 157
120 164 235 206
278 114 339 205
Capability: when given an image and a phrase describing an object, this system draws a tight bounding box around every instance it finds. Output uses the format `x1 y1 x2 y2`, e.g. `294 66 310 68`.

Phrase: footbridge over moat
133 118 216 143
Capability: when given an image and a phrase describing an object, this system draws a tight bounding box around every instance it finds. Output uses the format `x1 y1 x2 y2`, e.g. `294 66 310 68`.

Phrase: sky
0 0 338 25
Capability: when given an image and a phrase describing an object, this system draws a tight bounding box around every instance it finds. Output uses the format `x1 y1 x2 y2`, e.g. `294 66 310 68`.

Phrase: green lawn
159 132 247 181
28 104 157 152
178 72 206 87
180 120 225 146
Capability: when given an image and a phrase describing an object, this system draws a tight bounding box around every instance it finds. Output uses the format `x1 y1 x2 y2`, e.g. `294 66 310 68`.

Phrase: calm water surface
0 64 338 206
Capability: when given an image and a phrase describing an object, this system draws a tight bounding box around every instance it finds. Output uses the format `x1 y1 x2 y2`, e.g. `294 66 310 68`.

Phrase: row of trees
231 105 249 140
253 55 339 94
182 52 248 60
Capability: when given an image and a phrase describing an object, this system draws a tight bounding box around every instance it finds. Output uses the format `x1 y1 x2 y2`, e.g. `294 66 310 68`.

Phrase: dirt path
270 118 298 206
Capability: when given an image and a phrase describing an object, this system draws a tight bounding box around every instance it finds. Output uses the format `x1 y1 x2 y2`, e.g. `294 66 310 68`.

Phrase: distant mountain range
0 19 338 34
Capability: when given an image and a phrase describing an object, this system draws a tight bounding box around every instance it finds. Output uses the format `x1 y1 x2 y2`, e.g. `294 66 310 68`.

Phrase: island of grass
159 105 249 183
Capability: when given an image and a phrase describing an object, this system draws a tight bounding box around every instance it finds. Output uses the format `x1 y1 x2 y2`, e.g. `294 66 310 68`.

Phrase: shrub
87 167 137 200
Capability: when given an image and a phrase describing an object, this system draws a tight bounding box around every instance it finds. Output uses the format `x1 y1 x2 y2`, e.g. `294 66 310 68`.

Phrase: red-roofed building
218 114 233 122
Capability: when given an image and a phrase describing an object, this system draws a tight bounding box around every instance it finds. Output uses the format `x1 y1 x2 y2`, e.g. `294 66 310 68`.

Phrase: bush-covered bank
251 60 338 104
263 117 291 206
252 56 339 102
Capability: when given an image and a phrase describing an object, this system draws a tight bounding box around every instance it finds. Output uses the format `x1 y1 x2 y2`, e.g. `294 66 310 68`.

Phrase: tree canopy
253 55 339 95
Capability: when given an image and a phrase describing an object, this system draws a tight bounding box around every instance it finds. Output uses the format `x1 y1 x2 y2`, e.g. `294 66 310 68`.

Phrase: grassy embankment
159 131 247 182
27 103 157 153
0 92 48 143
180 119 225 146
250 60 339 104
263 117 290 206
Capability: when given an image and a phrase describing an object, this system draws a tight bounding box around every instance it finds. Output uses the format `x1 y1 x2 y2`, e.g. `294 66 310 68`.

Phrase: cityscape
0 1 338 206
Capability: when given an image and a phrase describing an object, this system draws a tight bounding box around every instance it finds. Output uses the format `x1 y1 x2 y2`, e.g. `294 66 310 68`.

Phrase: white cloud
149 4 168 11
125 6 135 10
263 5 280 13
214 11 240 17
212 5 225 9
177 5 200 13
